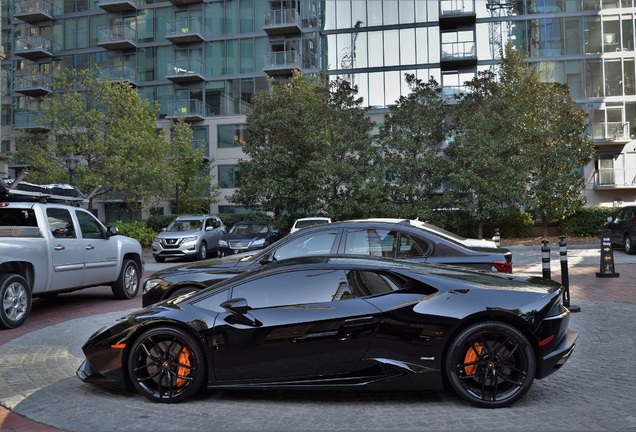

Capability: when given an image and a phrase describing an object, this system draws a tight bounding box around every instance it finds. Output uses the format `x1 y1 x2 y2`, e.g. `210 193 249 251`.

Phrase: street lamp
66 153 78 186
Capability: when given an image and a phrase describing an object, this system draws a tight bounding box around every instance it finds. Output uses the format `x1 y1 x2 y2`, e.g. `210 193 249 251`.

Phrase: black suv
142 218 513 306
604 205 636 254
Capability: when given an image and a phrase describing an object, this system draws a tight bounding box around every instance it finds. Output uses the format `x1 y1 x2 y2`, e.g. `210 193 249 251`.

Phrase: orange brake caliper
176 346 192 387
463 342 483 376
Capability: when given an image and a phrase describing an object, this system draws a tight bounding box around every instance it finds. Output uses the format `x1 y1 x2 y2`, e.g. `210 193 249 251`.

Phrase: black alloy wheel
445 321 536 408
128 326 206 403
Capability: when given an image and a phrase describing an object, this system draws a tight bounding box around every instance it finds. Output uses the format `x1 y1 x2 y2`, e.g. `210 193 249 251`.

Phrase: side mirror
221 298 250 315
107 226 120 237
607 216 613 222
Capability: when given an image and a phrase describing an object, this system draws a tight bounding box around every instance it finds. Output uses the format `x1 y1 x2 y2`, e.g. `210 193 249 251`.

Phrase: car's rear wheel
111 259 140 299
128 326 206 403
445 321 536 408
0 274 31 329
624 234 634 254
197 242 207 261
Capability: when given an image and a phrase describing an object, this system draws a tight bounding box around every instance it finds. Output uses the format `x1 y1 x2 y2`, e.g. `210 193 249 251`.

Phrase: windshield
230 222 269 234
166 219 202 232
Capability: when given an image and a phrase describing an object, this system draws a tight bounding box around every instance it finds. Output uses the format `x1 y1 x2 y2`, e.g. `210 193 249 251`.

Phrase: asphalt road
1 243 636 431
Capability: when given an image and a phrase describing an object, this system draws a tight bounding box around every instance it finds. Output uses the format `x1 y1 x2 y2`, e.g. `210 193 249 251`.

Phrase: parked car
218 220 282 257
151 215 225 262
289 216 332 233
142 218 513 306
79 255 577 408
603 205 636 254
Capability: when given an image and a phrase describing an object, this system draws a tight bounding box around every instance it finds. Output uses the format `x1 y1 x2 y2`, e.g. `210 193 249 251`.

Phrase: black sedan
142 218 513 306
77 256 577 408
218 220 282 257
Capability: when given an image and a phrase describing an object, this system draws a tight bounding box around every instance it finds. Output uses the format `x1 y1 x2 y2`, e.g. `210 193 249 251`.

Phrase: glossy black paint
603 205 636 254
80 256 577 406
142 219 513 307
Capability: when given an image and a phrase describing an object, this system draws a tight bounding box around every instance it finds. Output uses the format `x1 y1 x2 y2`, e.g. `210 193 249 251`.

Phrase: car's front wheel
445 321 536 408
197 242 207 261
624 234 634 254
128 326 206 403
0 274 31 329
111 259 140 299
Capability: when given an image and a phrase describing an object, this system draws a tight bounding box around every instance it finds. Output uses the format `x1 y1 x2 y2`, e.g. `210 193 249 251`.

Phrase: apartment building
1 0 634 221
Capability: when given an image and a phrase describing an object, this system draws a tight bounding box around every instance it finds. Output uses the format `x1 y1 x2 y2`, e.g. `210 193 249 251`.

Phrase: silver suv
152 215 225 262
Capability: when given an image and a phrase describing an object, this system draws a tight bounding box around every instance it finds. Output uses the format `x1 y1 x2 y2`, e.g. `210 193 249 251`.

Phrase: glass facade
2 0 636 212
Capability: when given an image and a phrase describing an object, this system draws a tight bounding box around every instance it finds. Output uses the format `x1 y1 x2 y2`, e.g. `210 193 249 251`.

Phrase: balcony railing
441 41 477 61
14 0 57 23
14 73 52 96
166 59 205 82
264 9 302 35
166 18 204 44
440 0 475 15
14 111 48 132
588 122 630 143
14 35 55 59
97 0 138 12
97 65 136 85
165 99 209 121
594 168 636 188
263 51 301 75
97 25 137 50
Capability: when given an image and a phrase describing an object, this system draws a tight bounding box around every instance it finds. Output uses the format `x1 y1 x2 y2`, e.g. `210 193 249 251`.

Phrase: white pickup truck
0 179 144 329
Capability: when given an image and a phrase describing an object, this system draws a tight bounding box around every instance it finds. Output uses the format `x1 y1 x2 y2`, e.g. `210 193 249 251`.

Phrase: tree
169 119 218 214
376 74 451 219
232 72 382 226
17 69 201 214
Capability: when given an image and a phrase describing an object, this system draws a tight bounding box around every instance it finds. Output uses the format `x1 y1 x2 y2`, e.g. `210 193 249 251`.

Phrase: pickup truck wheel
111 259 140 299
0 274 32 329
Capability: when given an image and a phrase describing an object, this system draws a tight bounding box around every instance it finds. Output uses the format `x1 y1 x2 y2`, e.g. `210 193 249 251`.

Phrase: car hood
151 253 256 278
156 229 200 238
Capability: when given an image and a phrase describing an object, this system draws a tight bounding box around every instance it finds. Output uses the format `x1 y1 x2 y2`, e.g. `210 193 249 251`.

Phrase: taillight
492 260 512 273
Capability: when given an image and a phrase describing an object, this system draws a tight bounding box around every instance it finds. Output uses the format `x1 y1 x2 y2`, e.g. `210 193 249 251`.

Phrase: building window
218 165 241 188
218 124 247 148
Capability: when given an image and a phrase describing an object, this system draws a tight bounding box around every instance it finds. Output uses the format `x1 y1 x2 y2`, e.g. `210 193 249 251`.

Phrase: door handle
53 244 65 251
85 244 95 251
341 316 374 328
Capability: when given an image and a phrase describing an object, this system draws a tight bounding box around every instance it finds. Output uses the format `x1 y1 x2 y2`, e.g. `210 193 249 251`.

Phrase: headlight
182 236 198 243
219 239 228 247
152 237 160 243
143 278 163 294
252 238 266 246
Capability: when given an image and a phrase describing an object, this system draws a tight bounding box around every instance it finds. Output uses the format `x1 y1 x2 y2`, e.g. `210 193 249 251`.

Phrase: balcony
97 25 137 50
14 0 55 23
588 122 631 145
593 168 636 189
165 99 208 122
14 73 52 96
263 51 301 76
167 0 202 5
97 0 138 12
263 9 302 35
166 18 204 44
97 65 136 86
441 41 477 68
14 111 49 132
439 0 476 27
14 35 55 59
166 59 205 83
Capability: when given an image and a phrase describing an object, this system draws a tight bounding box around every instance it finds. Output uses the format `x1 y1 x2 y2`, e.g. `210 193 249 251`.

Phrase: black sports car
78 256 577 408
142 218 513 306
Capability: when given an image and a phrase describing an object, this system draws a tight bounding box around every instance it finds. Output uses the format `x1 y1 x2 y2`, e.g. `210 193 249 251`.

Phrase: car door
46 207 85 291
609 207 629 244
209 268 380 382
203 217 224 249
342 228 430 262
75 209 119 286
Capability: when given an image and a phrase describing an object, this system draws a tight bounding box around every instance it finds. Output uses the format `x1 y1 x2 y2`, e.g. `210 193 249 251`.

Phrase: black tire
197 242 207 261
625 234 635 255
127 326 206 403
170 287 198 300
154 256 166 263
111 259 140 299
0 274 32 329
445 321 536 408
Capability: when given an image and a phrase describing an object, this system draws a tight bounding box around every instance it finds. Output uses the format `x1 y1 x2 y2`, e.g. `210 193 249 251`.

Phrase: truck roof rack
1 178 86 206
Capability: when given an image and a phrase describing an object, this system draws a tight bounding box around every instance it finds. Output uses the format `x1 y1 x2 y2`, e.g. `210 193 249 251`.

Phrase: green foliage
114 220 157 248
559 207 615 237
426 210 533 239
219 212 278 230
145 215 177 232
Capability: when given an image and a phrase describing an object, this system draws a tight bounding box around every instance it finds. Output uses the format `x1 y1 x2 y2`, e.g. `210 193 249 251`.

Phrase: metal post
492 228 501 247
541 239 551 280
558 236 581 313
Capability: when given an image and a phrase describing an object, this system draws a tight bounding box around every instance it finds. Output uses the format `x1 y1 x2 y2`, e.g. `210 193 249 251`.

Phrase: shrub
113 220 157 248
145 215 176 232
559 207 616 237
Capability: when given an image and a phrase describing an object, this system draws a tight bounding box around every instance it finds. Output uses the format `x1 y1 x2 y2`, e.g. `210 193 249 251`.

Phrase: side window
47 208 76 238
273 230 338 260
76 210 106 239
397 234 429 257
344 229 395 257
191 288 230 312
231 269 348 309
346 270 401 297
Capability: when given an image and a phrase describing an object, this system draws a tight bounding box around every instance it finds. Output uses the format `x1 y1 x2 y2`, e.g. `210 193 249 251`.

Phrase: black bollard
541 239 551 280
559 236 581 313
492 228 501 247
